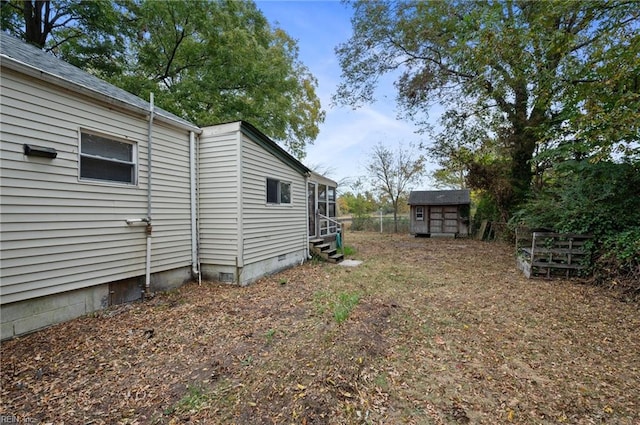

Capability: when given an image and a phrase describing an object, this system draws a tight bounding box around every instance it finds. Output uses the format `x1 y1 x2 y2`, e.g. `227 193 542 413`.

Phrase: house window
80 131 136 184
318 184 337 235
328 187 337 233
266 178 291 204
416 206 424 221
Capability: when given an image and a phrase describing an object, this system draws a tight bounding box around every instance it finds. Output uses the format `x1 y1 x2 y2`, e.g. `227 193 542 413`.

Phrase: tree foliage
335 0 640 215
1 0 324 159
513 160 640 293
338 191 377 215
513 161 640 239
0 0 134 76
117 0 324 158
366 142 425 232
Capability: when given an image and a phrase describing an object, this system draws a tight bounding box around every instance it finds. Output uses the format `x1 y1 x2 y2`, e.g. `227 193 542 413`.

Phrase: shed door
444 206 459 233
429 207 443 233
430 206 459 234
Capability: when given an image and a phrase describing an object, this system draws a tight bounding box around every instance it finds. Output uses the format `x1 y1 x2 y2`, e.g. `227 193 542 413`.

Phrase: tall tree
366 142 425 232
118 0 323 159
335 1 640 216
0 0 133 76
2 0 324 159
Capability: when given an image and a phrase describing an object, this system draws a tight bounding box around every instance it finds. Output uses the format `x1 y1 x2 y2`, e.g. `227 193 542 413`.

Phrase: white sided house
0 34 339 339
198 122 311 285
1 32 201 339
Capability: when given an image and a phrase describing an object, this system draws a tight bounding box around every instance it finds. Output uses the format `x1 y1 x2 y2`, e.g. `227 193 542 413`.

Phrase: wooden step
328 253 344 263
315 243 331 251
309 238 324 246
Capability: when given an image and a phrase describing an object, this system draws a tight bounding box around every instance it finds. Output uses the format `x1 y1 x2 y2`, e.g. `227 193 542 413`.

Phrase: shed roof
0 32 200 133
408 189 470 205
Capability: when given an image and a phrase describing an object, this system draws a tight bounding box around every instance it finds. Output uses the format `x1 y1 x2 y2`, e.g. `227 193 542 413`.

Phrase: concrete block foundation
1 266 192 340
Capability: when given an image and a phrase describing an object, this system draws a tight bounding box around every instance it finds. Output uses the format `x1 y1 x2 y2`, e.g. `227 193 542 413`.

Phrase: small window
318 184 327 202
328 187 336 202
266 178 291 204
80 131 136 184
416 206 424 221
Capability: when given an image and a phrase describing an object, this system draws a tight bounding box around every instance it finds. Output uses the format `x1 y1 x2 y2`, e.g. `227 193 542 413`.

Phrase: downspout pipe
189 131 201 283
144 93 154 296
304 174 311 261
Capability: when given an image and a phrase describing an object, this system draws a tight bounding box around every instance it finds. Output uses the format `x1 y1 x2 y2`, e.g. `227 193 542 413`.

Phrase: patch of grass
338 244 356 256
241 355 254 367
313 290 361 324
332 291 361 324
265 328 276 343
167 384 212 415
374 372 389 390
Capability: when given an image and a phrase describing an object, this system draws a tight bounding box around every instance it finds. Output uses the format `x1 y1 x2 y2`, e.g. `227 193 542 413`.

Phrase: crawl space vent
219 272 234 283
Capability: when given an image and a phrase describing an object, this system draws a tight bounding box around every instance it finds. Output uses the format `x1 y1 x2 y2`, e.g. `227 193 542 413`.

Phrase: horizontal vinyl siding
241 136 307 264
198 126 239 265
0 69 192 304
148 122 192 272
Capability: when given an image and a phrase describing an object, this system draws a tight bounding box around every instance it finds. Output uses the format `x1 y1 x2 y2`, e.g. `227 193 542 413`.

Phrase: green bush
594 227 640 297
514 160 640 239
514 160 640 294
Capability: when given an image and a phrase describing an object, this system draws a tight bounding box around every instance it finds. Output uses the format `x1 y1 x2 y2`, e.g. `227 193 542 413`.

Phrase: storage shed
408 190 471 237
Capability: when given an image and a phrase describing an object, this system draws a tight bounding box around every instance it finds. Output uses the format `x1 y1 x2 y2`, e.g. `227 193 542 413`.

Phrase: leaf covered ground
2 232 639 424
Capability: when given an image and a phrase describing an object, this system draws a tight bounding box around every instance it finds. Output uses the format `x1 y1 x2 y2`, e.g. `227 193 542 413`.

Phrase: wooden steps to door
309 238 343 263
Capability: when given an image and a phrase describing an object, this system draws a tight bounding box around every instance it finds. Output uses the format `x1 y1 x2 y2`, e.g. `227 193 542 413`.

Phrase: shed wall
409 205 470 236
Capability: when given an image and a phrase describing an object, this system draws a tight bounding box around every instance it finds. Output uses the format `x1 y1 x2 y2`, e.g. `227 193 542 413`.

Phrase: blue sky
256 0 440 191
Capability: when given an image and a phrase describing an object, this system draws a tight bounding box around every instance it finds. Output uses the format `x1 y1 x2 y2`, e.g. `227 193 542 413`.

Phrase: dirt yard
2 231 639 424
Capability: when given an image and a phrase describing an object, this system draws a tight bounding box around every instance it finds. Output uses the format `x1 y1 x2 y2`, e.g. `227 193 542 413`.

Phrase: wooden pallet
516 231 591 278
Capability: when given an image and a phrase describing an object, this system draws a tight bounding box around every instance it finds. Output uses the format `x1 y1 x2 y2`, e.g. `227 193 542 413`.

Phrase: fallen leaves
1 232 639 424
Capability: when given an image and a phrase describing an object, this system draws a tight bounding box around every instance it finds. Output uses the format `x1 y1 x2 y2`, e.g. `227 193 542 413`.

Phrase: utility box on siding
408 190 471 237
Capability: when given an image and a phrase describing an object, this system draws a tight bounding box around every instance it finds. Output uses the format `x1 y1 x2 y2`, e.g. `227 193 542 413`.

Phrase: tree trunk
393 200 398 233
510 132 536 208
23 1 47 48
506 81 538 212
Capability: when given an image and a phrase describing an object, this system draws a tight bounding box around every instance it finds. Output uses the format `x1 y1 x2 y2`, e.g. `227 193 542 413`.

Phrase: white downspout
236 129 244 283
304 175 311 261
144 93 154 295
189 131 201 284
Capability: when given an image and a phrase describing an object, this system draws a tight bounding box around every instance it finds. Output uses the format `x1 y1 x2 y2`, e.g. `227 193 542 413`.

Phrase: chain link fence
340 215 410 234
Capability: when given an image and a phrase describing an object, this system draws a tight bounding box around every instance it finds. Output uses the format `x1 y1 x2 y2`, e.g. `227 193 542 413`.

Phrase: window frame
318 184 337 235
266 177 292 205
78 129 138 186
416 206 424 221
